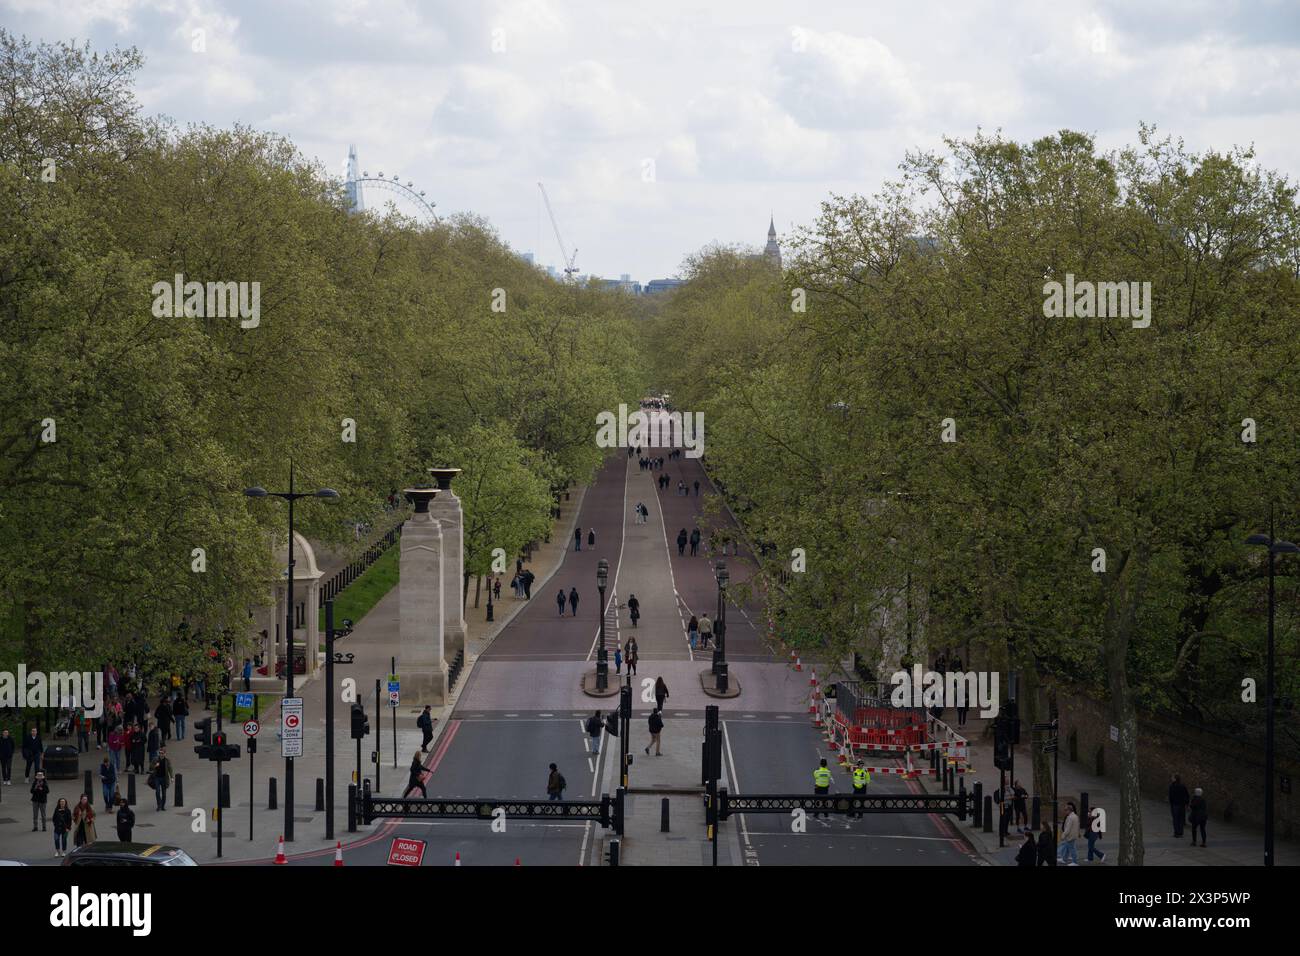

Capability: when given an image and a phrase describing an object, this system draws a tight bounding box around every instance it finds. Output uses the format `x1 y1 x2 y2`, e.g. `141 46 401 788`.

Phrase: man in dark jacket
521 569 534 599
1036 822 1055 866
574 527 582 551
417 705 435 753
568 588 580 617
154 698 173 742
689 528 701 556
1169 774 1190 837
584 711 603 755
1189 787 1208 847
30 770 49 830
0 728 13 784
115 798 135 842
1016 830 1037 867
21 726 43 781
676 528 688 556
172 695 188 740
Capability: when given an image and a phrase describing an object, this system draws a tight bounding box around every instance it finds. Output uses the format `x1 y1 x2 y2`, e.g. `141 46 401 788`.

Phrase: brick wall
1049 681 1297 839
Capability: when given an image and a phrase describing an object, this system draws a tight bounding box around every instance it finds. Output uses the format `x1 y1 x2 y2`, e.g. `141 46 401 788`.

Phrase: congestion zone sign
387 837 426 867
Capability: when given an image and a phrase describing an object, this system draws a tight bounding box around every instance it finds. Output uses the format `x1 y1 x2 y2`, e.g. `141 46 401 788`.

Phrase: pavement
914 715 1300 866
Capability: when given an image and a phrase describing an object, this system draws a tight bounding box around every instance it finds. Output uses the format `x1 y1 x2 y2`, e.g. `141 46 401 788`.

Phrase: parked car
61 843 198 867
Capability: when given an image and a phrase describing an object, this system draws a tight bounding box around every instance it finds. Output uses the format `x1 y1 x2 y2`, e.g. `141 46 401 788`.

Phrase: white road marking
722 719 757 866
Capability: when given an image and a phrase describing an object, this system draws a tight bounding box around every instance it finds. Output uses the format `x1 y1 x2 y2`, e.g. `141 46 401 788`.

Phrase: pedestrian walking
587 529 596 548
812 758 832 820
626 637 639 676
106 724 123 773
154 697 173 742
1016 830 1038 867
1012 780 1028 830
404 752 428 798
575 527 583 551
569 587 580 616
1169 774 1189 837
547 763 566 801
614 645 622 674
653 676 669 713
172 694 188 740
689 527 701 556
1058 802 1080 865
242 658 253 692
129 722 147 774
0 728 13 785
644 710 664 756
149 748 173 811
522 569 534 599
115 797 135 842
22 726 43 781
52 798 72 857
99 757 117 811
417 705 435 752
146 721 160 769
1086 806 1107 862
693 480 700 496
585 711 603 754
627 593 640 627
493 576 501 600
699 614 713 649
676 528 688 555
687 615 699 650
75 708 91 752
557 589 567 617
1189 788 1208 847
72 794 97 847
30 770 49 831
1037 822 1055 866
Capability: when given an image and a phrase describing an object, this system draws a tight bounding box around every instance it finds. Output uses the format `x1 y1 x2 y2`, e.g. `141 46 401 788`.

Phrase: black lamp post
713 561 729 691
1246 505 1298 868
244 462 339 843
596 558 610 691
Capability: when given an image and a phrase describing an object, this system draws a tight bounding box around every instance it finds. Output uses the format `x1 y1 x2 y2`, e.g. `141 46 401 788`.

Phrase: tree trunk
1103 550 1144 866
473 574 482 609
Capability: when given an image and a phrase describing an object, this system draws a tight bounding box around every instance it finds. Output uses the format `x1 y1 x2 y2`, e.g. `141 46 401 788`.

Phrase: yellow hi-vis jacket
852 767 870 789
813 766 832 788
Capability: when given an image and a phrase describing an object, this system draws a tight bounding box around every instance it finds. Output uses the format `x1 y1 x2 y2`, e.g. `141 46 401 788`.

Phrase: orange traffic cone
810 670 818 687
273 835 287 865
454 851 462 866
333 842 344 867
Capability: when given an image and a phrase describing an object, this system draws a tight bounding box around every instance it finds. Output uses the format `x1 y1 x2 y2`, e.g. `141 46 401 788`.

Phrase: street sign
235 693 254 710
243 719 260 738
388 676 400 708
1109 725 1119 742
281 697 303 758
387 837 426 867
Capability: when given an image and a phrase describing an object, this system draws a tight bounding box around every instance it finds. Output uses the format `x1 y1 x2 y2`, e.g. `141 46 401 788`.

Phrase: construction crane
538 182 579 281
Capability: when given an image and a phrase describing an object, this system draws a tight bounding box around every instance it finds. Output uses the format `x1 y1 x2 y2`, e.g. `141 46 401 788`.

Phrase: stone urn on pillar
427 468 466 663
400 487 448 706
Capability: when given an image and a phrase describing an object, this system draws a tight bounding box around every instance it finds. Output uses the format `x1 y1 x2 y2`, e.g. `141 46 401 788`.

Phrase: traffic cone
454 851 461 866
333 842 344 867
810 670 818 687
273 835 287 865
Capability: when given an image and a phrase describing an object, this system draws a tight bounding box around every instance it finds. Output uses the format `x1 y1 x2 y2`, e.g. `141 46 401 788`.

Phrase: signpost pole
325 602 335 842
391 657 398 769
374 678 382 793
250 696 257 842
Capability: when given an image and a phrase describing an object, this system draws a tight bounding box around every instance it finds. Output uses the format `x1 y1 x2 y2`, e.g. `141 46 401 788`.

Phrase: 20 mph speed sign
243 719 260 737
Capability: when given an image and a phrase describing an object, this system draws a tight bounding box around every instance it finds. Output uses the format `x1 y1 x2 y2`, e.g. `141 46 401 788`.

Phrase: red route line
215 718 463 866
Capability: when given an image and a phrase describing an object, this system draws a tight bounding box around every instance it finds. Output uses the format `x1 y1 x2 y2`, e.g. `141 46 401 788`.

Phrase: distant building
644 278 686 295
763 216 782 268
598 274 642 294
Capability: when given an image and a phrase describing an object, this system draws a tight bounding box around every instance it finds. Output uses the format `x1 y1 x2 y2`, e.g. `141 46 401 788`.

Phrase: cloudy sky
5 0 1299 280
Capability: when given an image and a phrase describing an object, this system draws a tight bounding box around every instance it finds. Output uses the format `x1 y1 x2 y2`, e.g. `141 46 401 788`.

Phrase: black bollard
174 773 183 807
607 839 619 866
316 778 325 812
347 784 357 833
127 773 137 806
268 776 277 811
661 797 670 833
1031 795 1041 830
983 795 993 833
972 782 983 827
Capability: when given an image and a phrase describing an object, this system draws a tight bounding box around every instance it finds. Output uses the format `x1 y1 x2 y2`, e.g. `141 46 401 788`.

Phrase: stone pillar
399 488 447 706
428 468 466 663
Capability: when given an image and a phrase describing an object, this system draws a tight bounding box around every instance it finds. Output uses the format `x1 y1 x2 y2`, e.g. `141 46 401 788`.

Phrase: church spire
763 215 781 268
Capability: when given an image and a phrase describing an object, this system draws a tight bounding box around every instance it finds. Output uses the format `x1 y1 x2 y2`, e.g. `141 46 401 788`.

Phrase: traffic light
993 711 1012 770
1006 699 1021 745
194 717 212 746
350 702 370 740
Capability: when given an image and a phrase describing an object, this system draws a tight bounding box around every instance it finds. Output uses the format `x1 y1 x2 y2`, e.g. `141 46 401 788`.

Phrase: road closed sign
387 837 426 867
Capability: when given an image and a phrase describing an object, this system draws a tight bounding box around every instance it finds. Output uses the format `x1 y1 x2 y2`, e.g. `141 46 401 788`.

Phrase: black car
61 843 198 867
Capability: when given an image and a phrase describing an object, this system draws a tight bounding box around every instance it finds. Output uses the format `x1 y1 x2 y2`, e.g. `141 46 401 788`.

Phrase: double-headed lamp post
1246 507 1298 869
244 462 339 843
596 558 610 691
713 560 729 691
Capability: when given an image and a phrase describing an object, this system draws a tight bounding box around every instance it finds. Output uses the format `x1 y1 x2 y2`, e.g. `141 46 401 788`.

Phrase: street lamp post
712 561 729 691
596 558 610 691
245 462 339 842
1246 506 1298 868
